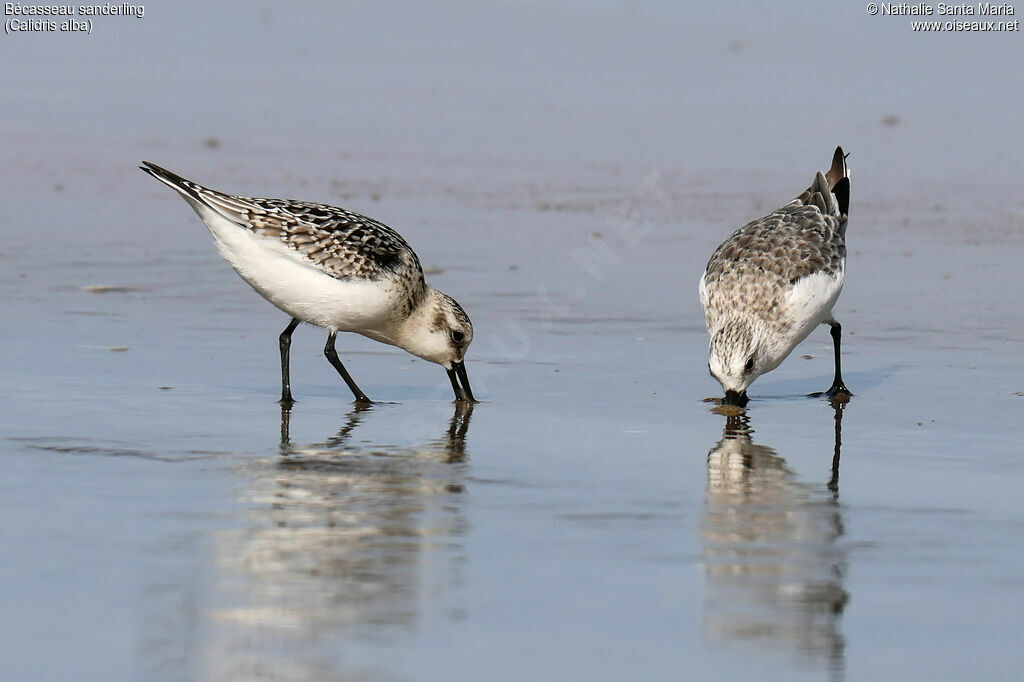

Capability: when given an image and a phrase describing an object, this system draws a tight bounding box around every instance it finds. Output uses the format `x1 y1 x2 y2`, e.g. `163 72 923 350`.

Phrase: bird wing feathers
140 162 422 282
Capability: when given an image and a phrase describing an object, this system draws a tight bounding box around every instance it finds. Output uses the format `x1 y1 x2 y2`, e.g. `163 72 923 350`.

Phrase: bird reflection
203 402 473 681
703 403 848 679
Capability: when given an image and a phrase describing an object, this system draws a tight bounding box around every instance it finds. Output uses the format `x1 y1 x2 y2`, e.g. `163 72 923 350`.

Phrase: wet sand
2 2 1024 681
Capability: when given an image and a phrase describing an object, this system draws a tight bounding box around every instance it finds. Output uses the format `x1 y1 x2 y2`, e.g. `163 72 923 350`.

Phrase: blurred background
2 2 1022 681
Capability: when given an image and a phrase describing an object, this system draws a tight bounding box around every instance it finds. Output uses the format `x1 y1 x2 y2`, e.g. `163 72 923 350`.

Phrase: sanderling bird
699 147 851 406
140 162 476 404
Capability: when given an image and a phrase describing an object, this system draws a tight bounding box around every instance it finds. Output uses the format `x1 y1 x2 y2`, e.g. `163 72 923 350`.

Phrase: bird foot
827 382 852 398
809 383 852 404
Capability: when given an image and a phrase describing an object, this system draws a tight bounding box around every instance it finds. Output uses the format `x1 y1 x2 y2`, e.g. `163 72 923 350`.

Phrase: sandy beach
2 2 1023 680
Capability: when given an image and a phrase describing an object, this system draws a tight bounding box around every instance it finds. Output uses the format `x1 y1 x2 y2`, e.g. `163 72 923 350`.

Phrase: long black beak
723 389 749 407
446 361 477 403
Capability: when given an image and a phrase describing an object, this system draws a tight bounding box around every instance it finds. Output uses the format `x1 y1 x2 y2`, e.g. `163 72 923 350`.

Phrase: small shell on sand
83 285 136 294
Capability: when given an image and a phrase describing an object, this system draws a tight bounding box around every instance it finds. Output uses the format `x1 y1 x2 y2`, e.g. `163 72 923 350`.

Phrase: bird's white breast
193 203 398 332
782 267 845 345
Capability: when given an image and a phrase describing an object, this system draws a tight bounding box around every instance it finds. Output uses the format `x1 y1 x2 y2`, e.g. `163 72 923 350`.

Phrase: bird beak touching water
447 361 477 403
723 389 748 407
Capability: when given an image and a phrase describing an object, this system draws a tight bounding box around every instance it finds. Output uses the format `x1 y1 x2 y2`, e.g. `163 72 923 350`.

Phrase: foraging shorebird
140 162 476 404
699 147 851 406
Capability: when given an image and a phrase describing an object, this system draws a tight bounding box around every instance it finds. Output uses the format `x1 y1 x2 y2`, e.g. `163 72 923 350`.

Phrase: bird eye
743 356 755 373
451 330 465 344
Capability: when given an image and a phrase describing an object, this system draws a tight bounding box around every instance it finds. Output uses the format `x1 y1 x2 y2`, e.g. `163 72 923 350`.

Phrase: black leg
279 317 300 405
825 320 852 398
324 332 372 404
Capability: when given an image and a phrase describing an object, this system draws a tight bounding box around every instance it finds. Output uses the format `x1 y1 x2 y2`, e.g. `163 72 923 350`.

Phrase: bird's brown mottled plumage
140 162 428 315
702 168 847 332
139 161 477 403
700 146 852 401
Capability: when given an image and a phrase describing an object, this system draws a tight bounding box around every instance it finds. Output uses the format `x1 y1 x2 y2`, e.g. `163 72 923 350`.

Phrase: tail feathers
798 146 850 217
140 162 258 228
832 177 850 217
803 171 839 216
139 161 205 203
825 146 848 187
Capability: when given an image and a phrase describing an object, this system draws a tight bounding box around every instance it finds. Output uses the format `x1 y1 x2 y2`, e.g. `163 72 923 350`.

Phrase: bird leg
324 332 372 404
825 320 852 399
278 317 300 405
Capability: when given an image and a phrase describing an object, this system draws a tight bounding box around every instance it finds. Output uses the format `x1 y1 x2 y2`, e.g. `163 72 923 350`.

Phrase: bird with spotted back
699 147 852 407
140 162 476 404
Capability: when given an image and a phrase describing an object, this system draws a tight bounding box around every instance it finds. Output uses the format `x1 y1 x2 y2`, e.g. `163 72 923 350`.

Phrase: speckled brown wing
139 161 424 283
704 203 846 288
701 168 848 323
201 193 423 282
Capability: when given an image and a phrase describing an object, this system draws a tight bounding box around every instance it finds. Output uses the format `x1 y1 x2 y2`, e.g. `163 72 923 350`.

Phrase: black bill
723 389 749 407
446 360 477 403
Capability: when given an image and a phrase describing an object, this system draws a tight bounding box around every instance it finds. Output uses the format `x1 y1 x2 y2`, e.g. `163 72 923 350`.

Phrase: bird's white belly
197 205 397 332
777 267 845 360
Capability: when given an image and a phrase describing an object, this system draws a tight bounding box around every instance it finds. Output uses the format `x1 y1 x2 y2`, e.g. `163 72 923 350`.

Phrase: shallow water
3 2 1024 681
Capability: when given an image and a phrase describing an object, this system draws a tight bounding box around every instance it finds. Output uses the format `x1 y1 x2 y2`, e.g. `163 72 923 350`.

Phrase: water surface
2 2 1023 681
